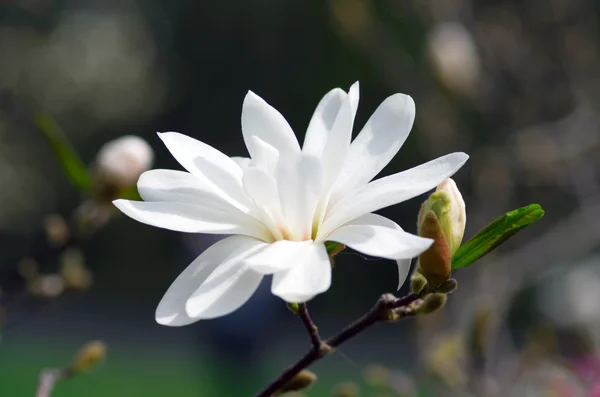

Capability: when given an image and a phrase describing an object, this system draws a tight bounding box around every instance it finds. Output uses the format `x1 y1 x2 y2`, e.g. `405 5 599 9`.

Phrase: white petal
326 213 432 259
271 243 331 303
242 91 300 161
395 258 412 291
303 84 357 188
330 94 416 203
231 156 252 170
348 81 360 121
113 199 269 240
156 236 266 325
320 94 353 187
320 153 469 237
185 252 267 319
138 169 225 206
303 88 346 155
158 132 251 211
242 167 284 241
275 153 324 240
186 266 263 320
249 136 279 174
246 240 314 274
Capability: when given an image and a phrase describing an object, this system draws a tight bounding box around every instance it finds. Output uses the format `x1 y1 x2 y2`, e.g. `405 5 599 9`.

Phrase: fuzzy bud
94 136 153 191
69 341 107 375
60 249 93 291
419 293 447 314
332 382 359 397
43 214 70 248
363 364 390 387
436 279 458 294
277 369 317 395
410 270 427 295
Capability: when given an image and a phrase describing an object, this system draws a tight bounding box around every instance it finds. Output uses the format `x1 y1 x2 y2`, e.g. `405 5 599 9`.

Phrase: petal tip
403 94 416 109
420 236 435 250
155 311 186 327
454 152 470 165
156 131 181 142
244 90 261 102
112 198 127 208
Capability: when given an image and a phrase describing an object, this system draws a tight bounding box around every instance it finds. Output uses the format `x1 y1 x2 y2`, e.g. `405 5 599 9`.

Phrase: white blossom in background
113 82 469 326
95 135 154 189
539 256 600 329
427 22 481 96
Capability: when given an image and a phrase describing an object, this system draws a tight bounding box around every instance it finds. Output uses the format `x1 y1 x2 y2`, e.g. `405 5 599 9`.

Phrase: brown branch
254 293 421 397
297 303 322 349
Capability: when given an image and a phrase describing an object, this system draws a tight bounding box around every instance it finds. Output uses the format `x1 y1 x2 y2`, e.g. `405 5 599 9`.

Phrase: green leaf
117 186 142 201
451 204 545 270
325 241 342 256
35 113 92 191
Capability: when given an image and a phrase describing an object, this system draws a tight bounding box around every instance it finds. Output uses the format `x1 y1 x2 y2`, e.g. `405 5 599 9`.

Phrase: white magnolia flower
113 82 469 326
95 135 154 188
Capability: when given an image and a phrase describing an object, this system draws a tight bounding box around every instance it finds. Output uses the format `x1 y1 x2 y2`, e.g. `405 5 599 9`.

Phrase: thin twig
297 303 322 349
254 293 420 397
387 293 420 309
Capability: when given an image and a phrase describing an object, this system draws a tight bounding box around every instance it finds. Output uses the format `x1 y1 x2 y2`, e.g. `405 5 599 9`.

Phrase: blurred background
1 0 600 395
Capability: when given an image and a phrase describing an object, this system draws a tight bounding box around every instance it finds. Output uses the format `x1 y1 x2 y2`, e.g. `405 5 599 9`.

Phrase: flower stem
254 293 420 397
297 303 323 349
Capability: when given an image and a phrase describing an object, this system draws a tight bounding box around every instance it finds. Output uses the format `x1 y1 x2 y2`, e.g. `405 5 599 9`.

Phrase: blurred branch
0 209 95 330
1 122 149 331
36 369 66 397
36 341 106 397
35 341 106 397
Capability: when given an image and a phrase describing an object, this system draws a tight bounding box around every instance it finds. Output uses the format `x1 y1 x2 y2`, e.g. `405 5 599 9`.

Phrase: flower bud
410 270 427 295
277 369 317 394
417 211 451 287
417 178 465 287
363 364 390 387
60 249 93 291
93 136 154 191
436 279 458 294
43 214 70 248
419 293 447 314
434 178 466 255
286 302 300 315
69 341 107 375
332 382 359 397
